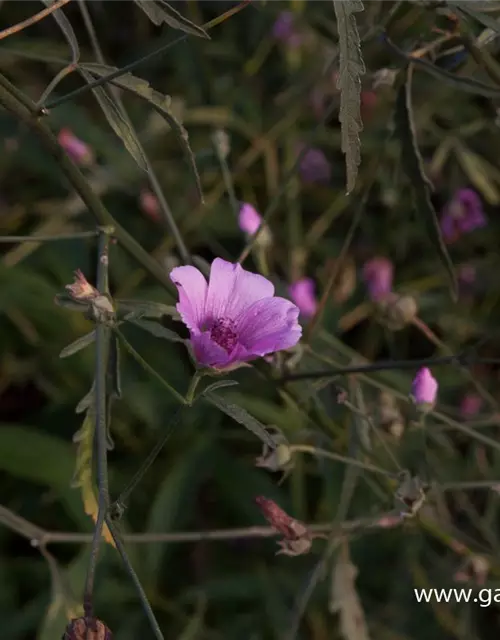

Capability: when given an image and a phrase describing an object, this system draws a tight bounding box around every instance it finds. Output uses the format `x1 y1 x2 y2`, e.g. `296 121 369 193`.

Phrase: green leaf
59 330 96 358
41 0 79 63
144 436 214 585
394 65 457 301
0 426 74 489
205 392 276 448
333 0 365 194
133 0 209 38
54 293 88 311
79 69 148 171
81 63 203 201
385 34 500 98
128 317 185 343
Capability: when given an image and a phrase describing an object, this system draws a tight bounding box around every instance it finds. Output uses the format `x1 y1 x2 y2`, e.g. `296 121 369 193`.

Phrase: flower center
210 318 238 353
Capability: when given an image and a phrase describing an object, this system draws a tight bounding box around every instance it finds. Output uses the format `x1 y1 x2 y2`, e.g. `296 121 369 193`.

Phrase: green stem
289 445 395 478
83 230 111 618
0 73 176 298
185 370 203 406
114 327 185 405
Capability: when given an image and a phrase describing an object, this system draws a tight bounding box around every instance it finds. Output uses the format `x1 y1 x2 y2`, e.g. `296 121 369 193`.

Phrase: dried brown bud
66 270 99 301
394 471 429 518
376 293 418 331
63 617 112 640
255 427 292 472
255 496 312 556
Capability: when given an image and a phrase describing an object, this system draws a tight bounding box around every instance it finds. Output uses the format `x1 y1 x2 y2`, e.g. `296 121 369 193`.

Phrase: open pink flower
289 278 317 318
170 258 302 370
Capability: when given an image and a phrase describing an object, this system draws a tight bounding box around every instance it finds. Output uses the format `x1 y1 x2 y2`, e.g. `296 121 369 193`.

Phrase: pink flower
460 393 482 418
58 128 93 166
362 257 393 301
298 146 331 184
272 12 302 48
411 367 438 410
239 203 262 236
440 188 486 243
289 278 317 318
170 258 301 370
139 189 160 222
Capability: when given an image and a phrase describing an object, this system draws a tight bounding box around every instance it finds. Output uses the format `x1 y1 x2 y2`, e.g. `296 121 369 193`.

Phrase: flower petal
205 258 274 322
236 297 301 355
170 265 208 332
190 332 232 368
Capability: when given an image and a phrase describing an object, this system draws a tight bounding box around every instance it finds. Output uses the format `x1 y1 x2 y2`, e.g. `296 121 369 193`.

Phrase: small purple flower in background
272 11 302 48
289 277 317 318
460 393 483 419
298 146 331 184
411 367 438 412
58 128 93 166
440 188 486 243
239 203 262 236
362 257 393 301
139 189 160 223
170 258 301 370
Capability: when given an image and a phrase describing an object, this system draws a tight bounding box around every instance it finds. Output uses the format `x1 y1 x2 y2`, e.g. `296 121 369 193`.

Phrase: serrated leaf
385 33 500 98
329 542 370 640
72 409 115 547
128 317 185 342
395 65 457 300
205 392 276 448
133 0 209 38
42 0 79 63
79 69 148 171
59 330 96 358
81 63 203 201
334 0 365 194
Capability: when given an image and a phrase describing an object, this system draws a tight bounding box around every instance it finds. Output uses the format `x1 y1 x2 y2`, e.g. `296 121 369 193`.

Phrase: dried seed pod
376 293 418 331
63 617 112 640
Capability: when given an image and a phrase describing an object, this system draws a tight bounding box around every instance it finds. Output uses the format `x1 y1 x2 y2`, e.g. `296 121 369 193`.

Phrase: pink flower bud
362 257 393 301
139 189 160 222
58 128 93 166
289 277 317 318
411 367 438 410
239 203 262 236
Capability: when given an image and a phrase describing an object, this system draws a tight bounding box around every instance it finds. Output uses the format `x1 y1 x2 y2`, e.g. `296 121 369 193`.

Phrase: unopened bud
255 427 292 473
63 617 112 640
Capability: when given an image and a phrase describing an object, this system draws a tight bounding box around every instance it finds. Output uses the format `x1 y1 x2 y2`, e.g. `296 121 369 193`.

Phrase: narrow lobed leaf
333 0 365 194
59 330 96 358
133 0 209 38
81 63 203 201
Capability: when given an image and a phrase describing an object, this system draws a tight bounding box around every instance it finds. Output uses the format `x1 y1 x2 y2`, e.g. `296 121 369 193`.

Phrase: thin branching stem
43 1 253 110
279 354 500 382
0 74 177 297
77 0 192 264
0 231 98 243
289 445 396 478
83 229 111 619
0 0 71 42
